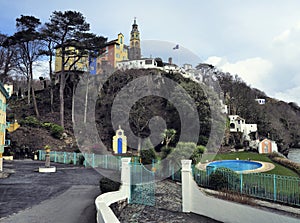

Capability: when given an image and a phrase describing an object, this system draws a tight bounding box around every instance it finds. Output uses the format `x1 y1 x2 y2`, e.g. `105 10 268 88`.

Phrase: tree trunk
27 77 31 105
49 46 54 113
60 72 65 129
50 87 54 113
31 85 40 117
83 75 89 124
72 83 75 124
137 136 141 156
60 48 66 129
30 64 39 117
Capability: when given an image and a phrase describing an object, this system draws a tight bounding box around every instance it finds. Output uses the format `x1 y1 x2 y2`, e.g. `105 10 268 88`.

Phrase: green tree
0 33 17 82
191 145 206 164
44 10 106 128
39 26 56 113
140 139 157 165
161 129 176 148
167 142 196 167
8 15 43 117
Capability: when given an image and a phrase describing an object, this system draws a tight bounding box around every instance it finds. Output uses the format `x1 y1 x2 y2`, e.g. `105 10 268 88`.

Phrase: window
145 60 152 64
116 53 120 58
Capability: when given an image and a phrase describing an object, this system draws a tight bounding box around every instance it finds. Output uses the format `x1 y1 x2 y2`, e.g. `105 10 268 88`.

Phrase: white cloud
274 86 300 105
33 60 50 79
204 56 273 90
272 22 300 65
273 29 291 44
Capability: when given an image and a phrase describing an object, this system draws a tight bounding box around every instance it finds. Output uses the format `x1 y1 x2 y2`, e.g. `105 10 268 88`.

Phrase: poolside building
258 138 278 154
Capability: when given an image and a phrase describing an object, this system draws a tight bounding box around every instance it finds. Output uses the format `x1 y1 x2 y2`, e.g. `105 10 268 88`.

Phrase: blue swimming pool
206 160 262 172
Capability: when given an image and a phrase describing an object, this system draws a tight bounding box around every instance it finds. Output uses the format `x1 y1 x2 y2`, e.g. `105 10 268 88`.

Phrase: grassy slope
201 152 299 177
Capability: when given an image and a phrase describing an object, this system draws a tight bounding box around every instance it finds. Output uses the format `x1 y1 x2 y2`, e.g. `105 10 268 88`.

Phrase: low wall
95 157 131 223
181 160 299 223
95 186 128 223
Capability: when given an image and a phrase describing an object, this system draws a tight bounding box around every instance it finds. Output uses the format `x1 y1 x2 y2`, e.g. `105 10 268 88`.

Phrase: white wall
95 157 131 223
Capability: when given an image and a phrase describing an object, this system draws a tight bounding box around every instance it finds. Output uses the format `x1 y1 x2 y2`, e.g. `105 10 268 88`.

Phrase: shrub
140 148 157 165
191 145 206 164
42 122 52 129
209 167 239 191
209 169 228 190
99 177 121 193
269 154 300 176
49 124 64 139
140 138 157 165
20 116 41 127
161 146 173 159
42 122 64 139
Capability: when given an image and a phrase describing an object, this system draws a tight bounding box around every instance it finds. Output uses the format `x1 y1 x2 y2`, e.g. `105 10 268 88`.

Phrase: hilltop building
255 98 266 105
96 33 128 72
0 83 9 171
229 115 257 140
54 47 89 73
55 18 142 74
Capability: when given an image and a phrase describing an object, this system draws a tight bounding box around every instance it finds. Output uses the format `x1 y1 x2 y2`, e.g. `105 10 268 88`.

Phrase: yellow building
0 83 9 171
97 33 128 72
55 47 89 73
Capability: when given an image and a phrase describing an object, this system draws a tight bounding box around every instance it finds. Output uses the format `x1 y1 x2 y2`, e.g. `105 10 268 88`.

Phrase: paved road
0 160 105 223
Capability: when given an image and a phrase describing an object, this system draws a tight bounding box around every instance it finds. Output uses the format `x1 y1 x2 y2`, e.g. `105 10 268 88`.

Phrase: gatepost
181 159 192 212
121 157 131 198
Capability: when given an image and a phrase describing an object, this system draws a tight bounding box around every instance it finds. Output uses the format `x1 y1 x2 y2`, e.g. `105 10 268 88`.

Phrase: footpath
0 160 102 223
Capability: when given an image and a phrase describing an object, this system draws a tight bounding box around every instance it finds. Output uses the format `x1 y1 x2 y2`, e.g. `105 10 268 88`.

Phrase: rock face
116 180 221 223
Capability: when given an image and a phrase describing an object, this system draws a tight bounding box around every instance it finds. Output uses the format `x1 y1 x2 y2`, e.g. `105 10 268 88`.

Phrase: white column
121 158 131 198
0 157 3 172
181 159 192 212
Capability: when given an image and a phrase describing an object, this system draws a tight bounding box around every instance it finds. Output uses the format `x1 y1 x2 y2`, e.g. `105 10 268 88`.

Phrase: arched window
230 123 235 129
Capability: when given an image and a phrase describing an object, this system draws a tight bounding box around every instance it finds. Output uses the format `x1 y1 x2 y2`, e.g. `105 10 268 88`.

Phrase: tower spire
129 17 141 60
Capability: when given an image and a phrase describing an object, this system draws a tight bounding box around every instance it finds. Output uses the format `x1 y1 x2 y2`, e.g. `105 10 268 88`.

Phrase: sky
1 0 300 104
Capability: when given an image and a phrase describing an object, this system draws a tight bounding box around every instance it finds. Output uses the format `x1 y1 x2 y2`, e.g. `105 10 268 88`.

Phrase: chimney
168 57 172 64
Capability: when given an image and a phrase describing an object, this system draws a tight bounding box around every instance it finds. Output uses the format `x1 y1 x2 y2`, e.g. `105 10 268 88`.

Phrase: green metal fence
192 167 300 207
38 150 122 171
129 162 155 206
38 150 300 207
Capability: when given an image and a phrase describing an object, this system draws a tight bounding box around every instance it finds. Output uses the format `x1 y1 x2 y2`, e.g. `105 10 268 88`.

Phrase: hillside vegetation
6 65 300 156
216 71 300 154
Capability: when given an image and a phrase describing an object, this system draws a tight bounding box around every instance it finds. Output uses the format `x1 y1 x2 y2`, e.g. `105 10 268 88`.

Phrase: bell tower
128 17 141 60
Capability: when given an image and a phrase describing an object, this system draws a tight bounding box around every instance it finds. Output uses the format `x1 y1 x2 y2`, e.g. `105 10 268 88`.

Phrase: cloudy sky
1 0 300 104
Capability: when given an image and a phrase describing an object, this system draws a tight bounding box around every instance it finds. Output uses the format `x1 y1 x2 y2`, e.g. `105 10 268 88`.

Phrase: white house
116 58 158 70
258 138 278 154
255 98 266 105
229 115 257 140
